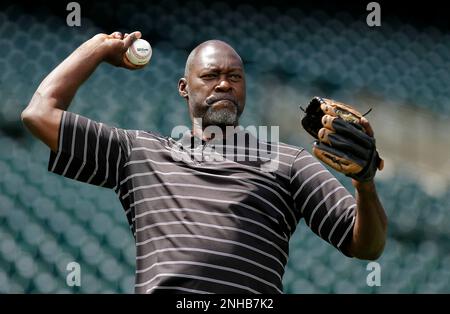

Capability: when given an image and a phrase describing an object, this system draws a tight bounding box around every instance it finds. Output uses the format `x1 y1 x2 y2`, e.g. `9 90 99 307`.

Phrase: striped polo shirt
48 111 356 294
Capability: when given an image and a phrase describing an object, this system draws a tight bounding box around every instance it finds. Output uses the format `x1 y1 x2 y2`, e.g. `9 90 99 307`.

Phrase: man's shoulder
137 130 167 140
263 140 305 158
132 130 171 147
255 140 307 175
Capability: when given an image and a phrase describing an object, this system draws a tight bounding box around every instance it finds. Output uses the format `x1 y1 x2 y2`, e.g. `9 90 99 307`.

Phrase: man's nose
214 77 232 92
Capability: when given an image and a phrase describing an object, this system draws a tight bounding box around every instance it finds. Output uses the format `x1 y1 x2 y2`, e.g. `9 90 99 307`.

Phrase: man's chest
123 151 294 236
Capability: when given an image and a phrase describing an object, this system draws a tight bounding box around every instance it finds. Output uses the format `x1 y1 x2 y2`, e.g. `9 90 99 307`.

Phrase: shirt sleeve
289 149 356 256
48 111 136 190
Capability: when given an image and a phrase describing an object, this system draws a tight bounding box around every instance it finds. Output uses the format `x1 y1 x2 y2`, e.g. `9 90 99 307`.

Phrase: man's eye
202 74 217 79
229 74 242 81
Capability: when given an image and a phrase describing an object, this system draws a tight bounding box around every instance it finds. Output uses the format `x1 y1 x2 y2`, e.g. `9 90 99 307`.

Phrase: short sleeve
289 149 356 256
48 111 136 190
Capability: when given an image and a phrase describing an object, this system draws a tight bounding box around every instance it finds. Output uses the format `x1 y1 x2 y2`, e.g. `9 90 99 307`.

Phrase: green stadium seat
0 270 11 293
31 196 57 222
38 238 60 266
310 264 335 292
290 278 319 294
123 244 137 269
106 226 133 252
32 272 58 293
120 274 134 293
82 273 105 294
333 280 359 294
80 239 107 267
15 254 38 280
64 225 89 249
21 222 46 248
0 237 22 264
99 258 125 284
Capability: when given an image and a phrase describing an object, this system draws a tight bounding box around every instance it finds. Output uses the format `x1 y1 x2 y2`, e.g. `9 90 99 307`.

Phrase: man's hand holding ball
94 31 151 70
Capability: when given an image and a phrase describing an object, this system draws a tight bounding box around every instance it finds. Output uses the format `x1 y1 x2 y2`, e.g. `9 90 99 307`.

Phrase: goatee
203 105 238 127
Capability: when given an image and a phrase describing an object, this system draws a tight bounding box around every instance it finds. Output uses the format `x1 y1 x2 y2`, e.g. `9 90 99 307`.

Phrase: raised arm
21 31 144 152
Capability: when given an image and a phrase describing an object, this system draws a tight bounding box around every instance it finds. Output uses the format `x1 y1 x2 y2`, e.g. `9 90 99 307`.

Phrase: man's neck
192 119 239 142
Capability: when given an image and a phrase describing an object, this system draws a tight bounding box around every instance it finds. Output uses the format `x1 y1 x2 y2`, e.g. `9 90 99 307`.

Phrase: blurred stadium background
0 0 449 293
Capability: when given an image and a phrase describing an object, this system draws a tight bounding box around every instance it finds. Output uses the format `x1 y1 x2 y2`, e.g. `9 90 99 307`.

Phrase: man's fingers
321 115 336 130
326 118 374 149
320 103 337 117
122 53 145 70
110 31 122 39
318 129 373 161
360 117 374 137
123 31 142 48
318 127 333 145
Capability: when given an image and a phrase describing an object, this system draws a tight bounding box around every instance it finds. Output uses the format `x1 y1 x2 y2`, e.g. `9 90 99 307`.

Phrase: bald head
178 39 246 129
184 40 243 77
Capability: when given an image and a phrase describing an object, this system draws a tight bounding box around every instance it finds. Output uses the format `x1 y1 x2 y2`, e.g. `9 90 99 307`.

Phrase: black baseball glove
301 96 384 182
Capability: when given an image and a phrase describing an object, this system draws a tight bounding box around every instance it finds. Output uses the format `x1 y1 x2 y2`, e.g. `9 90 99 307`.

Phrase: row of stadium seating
1 133 449 293
285 224 450 293
1 0 450 138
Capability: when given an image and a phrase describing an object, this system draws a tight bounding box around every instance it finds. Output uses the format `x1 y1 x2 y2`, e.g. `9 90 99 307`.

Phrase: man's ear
178 78 188 99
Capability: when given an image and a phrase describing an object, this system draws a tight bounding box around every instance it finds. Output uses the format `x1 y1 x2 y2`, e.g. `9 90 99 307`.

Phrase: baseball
125 39 152 66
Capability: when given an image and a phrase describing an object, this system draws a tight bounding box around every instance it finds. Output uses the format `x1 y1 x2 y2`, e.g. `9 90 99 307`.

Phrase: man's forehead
193 45 243 70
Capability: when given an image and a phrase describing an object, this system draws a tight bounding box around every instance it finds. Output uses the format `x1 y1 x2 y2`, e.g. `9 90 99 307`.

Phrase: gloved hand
301 96 384 182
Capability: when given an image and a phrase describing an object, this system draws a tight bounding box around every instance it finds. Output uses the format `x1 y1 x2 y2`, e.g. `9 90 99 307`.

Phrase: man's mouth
210 99 236 110
206 95 237 107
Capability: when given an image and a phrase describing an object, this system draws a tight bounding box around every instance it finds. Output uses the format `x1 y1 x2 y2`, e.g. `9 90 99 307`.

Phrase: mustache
206 94 238 106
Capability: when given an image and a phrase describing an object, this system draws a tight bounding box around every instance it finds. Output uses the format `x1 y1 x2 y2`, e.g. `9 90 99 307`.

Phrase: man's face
179 44 246 128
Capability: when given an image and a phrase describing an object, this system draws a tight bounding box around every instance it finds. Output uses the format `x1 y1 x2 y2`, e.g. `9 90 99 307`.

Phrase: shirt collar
175 126 248 150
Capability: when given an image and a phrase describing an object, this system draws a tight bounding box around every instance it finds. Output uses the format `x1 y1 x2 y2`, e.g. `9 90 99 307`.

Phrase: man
22 31 387 294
